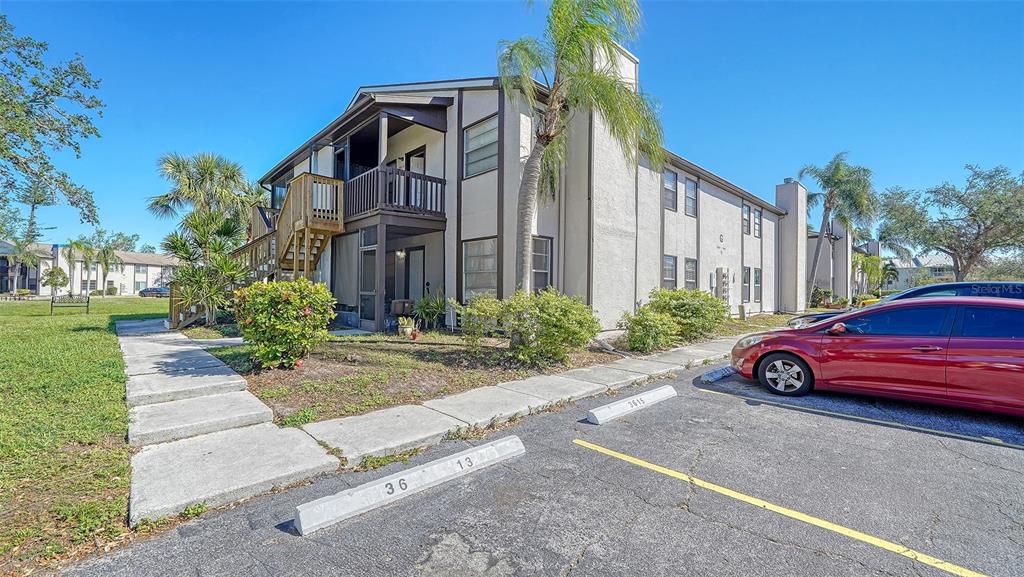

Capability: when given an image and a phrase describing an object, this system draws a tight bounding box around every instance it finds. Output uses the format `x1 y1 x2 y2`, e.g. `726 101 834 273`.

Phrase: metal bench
51 294 90 315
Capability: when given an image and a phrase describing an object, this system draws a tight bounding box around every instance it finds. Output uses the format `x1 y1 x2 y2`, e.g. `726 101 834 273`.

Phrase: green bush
619 305 677 353
810 286 833 308
646 287 728 342
834 296 849 307
89 289 103 296
413 290 447 329
234 278 336 369
105 286 118 296
450 288 601 366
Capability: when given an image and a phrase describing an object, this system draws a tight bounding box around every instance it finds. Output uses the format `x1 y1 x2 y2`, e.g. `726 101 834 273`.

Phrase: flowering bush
234 278 336 368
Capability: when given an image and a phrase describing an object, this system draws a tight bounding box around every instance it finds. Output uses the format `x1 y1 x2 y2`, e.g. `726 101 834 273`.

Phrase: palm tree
498 0 664 291
79 240 96 295
94 237 124 297
800 152 876 293
61 239 85 295
162 210 248 325
882 260 899 290
876 221 912 262
7 238 40 294
148 153 249 221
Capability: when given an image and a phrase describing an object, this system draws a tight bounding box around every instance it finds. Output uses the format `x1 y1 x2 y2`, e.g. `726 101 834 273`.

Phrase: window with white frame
135 264 147 274
684 178 698 217
532 237 552 291
684 258 698 290
662 255 677 289
663 169 677 211
80 279 97 292
754 268 762 302
464 115 498 178
135 281 147 293
463 238 497 300
753 208 763 238
742 266 751 302
742 205 751 235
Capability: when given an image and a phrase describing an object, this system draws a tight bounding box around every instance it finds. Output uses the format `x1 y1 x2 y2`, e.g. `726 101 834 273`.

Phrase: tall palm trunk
807 203 832 295
514 141 547 292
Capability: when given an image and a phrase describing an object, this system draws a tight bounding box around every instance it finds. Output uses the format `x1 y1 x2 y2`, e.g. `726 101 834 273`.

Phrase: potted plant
397 316 415 338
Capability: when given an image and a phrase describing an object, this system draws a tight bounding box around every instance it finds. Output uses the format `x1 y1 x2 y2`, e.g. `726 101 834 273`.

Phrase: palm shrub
235 278 336 369
162 210 248 325
619 304 676 353
413 290 447 330
646 288 728 342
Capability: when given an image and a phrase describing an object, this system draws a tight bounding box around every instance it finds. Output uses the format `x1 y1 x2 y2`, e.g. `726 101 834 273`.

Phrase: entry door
358 248 376 330
946 305 1024 412
818 304 954 400
406 147 426 208
407 247 425 301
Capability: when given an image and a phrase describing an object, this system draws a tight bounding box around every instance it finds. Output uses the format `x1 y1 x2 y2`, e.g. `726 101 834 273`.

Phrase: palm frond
498 37 549 110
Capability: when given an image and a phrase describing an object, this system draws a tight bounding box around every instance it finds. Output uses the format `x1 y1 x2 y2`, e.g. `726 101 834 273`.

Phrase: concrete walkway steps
115 319 340 527
128 423 339 526
128 391 273 446
126 364 247 407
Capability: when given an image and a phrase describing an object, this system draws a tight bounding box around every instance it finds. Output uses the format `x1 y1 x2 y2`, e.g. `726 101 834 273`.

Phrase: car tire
757 353 814 396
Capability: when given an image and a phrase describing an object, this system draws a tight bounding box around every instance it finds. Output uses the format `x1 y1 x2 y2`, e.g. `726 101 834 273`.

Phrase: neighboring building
237 50 818 331
0 241 58 296
888 254 955 290
52 249 180 295
805 226 883 299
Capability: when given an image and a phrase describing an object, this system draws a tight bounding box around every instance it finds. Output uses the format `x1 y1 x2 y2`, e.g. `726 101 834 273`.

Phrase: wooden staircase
233 172 344 282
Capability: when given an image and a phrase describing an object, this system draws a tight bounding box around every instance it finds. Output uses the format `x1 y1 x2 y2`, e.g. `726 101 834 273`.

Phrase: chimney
783 177 793 184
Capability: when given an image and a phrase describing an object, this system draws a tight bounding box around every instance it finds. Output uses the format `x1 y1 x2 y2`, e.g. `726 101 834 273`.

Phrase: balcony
344 165 445 220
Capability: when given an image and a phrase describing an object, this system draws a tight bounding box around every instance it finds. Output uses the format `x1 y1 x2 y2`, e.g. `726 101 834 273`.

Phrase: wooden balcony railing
344 166 445 219
281 172 344 233
250 205 279 239
232 230 276 281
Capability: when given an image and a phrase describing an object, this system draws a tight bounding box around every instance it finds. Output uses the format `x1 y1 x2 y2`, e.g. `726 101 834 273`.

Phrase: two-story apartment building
237 49 815 331
53 250 179 295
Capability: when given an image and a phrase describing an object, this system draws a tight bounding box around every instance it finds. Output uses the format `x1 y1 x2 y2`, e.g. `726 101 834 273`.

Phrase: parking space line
698 388 1024 451
572 439 992 577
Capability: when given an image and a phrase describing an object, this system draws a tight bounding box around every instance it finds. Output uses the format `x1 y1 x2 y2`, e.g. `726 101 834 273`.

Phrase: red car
731 297 1024 418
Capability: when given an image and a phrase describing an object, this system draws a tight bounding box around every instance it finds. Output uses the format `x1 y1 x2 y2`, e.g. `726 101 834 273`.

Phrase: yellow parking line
573 439 992 577
699 388 1024 451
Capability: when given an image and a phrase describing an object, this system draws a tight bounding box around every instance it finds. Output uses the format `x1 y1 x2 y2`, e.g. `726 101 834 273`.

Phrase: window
463 238 497 300
663 170 677 211
532 237 552 291
742 267 751 302
360 227 378 247
80 280 97 292
464 115 498 178
959 306 1024 339
753 208 762 238
135 281 147 293
135 264 147 274
742 205 751 235
840 306 953 336
684 179 698 217
684 258 698 290
661 255 677 289
754 268 762 302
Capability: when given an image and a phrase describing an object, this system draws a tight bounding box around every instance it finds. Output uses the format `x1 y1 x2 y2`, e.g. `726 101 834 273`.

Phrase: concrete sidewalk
300 337 736 465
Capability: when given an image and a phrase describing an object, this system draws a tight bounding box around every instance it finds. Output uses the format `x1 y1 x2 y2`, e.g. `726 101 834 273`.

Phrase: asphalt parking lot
67 363 1023 577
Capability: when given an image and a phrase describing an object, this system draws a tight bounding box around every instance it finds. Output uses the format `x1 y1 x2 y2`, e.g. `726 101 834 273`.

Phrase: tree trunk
514 140 547 293
101 272 108 297
205 304 217 326
807 204 832 295
11 259 19 294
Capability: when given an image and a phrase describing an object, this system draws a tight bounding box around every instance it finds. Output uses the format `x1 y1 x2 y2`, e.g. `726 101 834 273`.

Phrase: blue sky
6 0 1023 248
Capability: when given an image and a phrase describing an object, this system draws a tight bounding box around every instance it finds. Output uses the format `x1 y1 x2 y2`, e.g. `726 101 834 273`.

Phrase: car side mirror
827 322 847 336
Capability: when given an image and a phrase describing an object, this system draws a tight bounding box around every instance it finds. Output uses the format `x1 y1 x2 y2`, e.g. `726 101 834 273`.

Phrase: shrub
810 286 833 308
619 305 677 353
646 288 728 342
105 286 118 296
853 293 876 307
89 289 103 296
502 289 601 365
448 295 502 350
450 288 601 366
833 296 849 307
234 278 336 369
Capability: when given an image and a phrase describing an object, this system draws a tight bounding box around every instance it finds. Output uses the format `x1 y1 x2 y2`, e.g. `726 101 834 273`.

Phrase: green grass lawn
0 297 167 574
